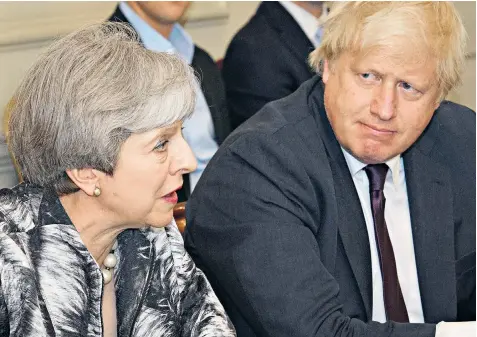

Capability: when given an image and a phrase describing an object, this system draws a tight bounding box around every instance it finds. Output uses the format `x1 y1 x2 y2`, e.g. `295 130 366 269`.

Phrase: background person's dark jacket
222 1 316 129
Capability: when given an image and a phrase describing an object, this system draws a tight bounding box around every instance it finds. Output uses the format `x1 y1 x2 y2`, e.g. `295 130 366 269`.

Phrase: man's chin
349 147 397 165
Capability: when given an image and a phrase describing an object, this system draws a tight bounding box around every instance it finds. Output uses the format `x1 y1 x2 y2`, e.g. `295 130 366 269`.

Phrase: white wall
448 1 476 110
0 1 261 120
1 1 474 114
0 1 261 187
0 1 474 188
0 2 117 120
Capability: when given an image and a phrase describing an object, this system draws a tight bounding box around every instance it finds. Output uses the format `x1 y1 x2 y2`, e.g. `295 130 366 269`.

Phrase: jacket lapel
330 159 374 319
310 84 373 319
34 189 103 336
115 229 153 336
191 48 230 146
403 130 456 322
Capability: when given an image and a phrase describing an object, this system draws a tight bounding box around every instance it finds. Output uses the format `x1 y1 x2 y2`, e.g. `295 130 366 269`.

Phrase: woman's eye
153 140 169 152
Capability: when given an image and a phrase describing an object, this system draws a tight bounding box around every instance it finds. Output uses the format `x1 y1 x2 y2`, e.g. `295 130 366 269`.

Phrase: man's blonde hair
310 2 467 98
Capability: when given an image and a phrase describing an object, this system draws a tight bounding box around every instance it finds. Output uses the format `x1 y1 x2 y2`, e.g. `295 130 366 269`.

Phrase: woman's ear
66 168 103 197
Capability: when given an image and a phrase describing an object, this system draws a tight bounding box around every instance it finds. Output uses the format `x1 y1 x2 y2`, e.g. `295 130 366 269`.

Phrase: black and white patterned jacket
0 183 236 336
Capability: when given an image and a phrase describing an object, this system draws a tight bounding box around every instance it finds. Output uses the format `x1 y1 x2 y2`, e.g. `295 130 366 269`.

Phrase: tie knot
365 164 388 191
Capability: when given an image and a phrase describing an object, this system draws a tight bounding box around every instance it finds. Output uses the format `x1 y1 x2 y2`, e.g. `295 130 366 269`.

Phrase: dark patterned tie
365 164 409 323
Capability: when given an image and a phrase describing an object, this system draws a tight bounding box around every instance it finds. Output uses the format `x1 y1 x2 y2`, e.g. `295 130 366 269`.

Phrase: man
109 1 230 201
222 1 326 129
185 2 475 336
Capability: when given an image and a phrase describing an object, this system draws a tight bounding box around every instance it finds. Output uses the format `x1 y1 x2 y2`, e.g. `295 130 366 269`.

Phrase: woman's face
98 122 197 228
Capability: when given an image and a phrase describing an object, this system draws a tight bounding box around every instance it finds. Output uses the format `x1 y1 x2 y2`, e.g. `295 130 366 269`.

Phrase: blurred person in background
0 22 235 337
110 1 231 201
185 2 475 336
223 1 326 129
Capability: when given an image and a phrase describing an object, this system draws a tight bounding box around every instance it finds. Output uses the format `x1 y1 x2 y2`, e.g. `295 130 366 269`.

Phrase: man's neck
127 2 174 39
292 1 323 19
155 24 174 40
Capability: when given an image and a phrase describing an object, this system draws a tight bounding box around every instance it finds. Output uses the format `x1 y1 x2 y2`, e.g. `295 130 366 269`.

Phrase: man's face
322 49 441 164
132 1 190 25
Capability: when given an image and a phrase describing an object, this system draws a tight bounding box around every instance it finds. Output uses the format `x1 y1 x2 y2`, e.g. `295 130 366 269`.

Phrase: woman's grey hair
8 22 198 194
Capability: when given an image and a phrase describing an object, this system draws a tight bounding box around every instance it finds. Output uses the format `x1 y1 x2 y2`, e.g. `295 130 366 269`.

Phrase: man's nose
370 83 397 121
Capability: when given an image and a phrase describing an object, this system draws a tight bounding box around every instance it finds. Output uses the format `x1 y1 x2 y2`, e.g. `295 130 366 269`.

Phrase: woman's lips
162 191 178 204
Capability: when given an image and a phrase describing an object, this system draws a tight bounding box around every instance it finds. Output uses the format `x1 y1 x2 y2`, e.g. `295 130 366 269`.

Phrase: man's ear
322 59 331 83
432 90 445 112
66 168 104 197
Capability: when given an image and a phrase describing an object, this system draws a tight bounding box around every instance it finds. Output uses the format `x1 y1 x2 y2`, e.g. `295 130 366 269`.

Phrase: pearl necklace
101 240 118 285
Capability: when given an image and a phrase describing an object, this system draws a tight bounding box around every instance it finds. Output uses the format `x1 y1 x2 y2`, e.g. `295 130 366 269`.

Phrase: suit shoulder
228 24 277 50
424 101 476 177
193 45 216 65
225 9 279 57
434 101 475 141
233 12 274 40
224 78 322 151
191 46 222 79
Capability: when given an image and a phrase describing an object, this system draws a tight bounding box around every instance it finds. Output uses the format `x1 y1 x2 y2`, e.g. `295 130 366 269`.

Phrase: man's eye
154 140 169 152
360 73 375 80
400 82 414 91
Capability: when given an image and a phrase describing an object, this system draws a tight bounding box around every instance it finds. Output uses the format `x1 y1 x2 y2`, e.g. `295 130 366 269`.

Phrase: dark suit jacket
222 1 316 130
184 76 476 336
109 7 231 202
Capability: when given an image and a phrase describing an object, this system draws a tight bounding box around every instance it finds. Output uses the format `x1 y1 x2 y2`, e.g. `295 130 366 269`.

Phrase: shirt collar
279 1 321 47
119 2 194 64
341 147 401 187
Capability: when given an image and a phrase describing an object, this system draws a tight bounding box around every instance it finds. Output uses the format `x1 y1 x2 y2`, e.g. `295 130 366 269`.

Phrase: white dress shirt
341 148 425 323
341 149 475 336
119 2 219 191
279 1 323 47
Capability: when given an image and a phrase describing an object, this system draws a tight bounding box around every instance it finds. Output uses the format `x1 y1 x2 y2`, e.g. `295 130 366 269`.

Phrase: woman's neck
59 192 123 267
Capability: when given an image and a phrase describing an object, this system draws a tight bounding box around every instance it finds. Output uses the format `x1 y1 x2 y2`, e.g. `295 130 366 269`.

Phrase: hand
436 321 476 337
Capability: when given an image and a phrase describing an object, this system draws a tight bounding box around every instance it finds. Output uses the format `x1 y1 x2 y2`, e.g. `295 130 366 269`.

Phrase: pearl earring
93 187 101 197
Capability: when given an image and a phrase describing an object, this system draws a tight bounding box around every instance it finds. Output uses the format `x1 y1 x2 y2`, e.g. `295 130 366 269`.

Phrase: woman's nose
171 138 197 175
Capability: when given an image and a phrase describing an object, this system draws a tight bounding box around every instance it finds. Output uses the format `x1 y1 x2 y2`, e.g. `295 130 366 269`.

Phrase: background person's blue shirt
120 2 219 191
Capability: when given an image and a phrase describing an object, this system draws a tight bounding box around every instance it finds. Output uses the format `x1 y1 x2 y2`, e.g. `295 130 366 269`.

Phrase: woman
0 22 235 336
